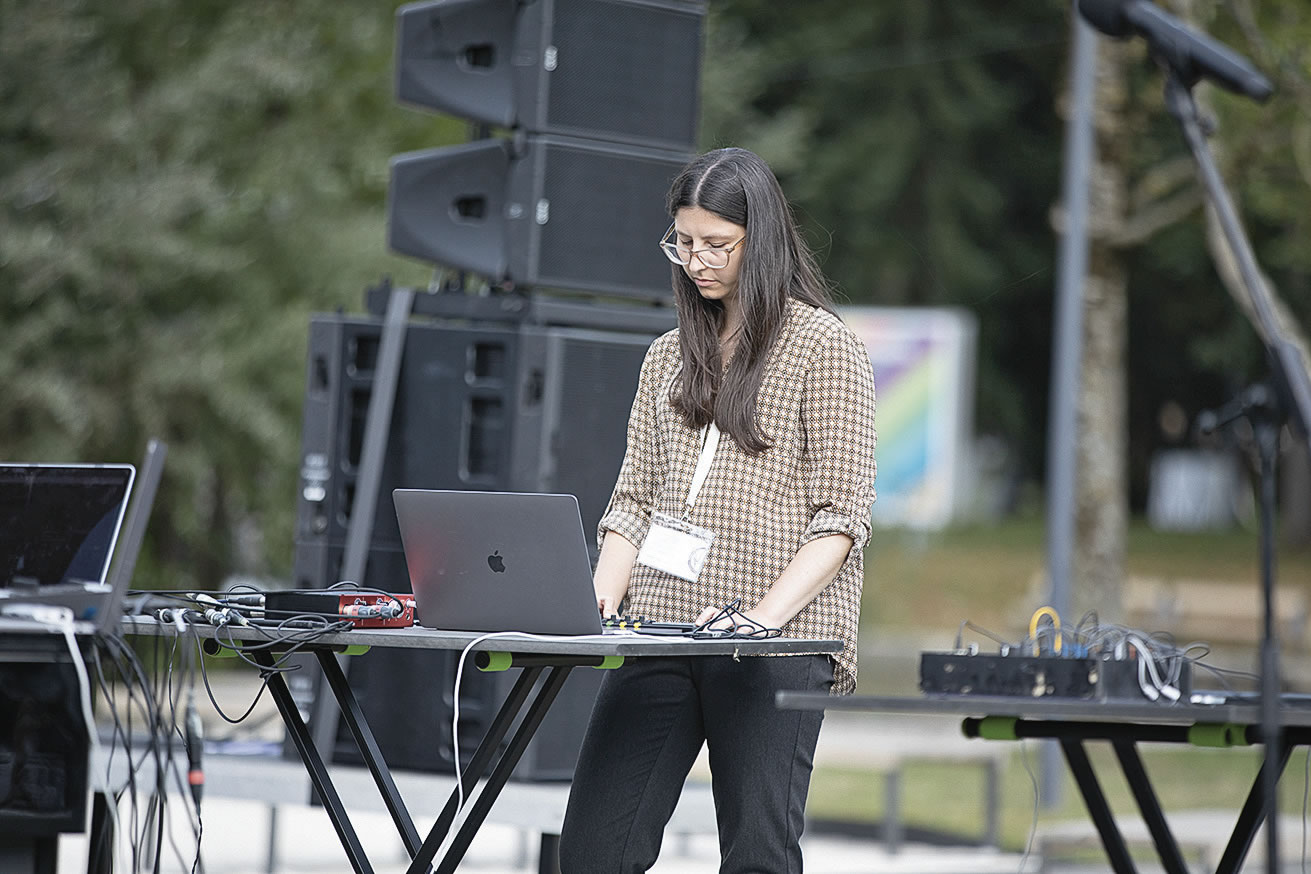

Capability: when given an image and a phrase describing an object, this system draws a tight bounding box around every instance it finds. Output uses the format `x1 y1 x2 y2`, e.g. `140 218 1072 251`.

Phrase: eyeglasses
659 223 745 270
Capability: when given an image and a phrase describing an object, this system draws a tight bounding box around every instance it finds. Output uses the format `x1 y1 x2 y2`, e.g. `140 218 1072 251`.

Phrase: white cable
450 631 610 816
36 607 125 872
1137 655 1160 701
1017 739 1040 873
1128 634 1180 701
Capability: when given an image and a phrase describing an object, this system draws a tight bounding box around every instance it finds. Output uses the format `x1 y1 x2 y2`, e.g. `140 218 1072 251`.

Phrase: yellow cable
1029 606 1062 655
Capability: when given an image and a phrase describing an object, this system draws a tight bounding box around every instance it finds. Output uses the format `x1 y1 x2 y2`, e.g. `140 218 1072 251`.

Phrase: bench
1036 810 1304 873
812 713 1007 852
686 712 1008 853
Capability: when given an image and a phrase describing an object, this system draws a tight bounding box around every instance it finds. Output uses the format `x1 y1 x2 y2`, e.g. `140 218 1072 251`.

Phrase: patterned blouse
599 298 877 694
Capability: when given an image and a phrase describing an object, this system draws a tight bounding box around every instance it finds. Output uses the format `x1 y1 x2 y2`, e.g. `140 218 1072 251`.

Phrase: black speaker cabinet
387 135 687 302
396 0 706 152
295 317 523 557
0 635 89 837
295 313 653 557
289 311 656 778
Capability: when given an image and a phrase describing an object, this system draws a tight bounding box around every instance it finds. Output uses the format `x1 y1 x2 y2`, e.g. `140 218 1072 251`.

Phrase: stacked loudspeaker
289 0 705 778
387 0 706 301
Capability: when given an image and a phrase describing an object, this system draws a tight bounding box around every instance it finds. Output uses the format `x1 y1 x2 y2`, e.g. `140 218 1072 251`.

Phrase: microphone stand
1161 66 1311 874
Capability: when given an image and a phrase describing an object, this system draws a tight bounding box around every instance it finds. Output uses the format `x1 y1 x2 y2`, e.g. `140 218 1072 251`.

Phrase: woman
559 147 877 873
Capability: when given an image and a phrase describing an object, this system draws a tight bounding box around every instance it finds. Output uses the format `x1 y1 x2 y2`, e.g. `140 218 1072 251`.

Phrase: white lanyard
684 421 720 514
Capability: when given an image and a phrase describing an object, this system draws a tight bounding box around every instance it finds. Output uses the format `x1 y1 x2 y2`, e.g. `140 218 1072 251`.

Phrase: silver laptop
99 440 167 632
0 442 166 633
393 489 604 636
0 462 135 629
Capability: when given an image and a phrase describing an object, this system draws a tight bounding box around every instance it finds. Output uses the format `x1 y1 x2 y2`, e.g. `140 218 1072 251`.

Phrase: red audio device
263 591 417 628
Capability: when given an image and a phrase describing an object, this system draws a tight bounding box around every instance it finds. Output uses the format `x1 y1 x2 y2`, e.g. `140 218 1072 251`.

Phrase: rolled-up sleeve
597 337 668 551
799 327 878 549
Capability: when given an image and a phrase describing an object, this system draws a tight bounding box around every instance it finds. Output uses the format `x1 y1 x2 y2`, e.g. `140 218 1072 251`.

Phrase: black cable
166 632 203 874
91 630 170 872
151 632 176 874
186 614 347 724
193 640 273 726
323 580 407 612
150 626 203 874
113 631 161 872
89 642 129 870
691 599 782 640
955 619 1014 649
90 604 370 867
96 625 204 874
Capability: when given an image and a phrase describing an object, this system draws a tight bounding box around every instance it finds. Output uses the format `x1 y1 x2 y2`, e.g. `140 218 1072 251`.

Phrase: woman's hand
597 594 622 619
695 534 855 634
593 532 639 619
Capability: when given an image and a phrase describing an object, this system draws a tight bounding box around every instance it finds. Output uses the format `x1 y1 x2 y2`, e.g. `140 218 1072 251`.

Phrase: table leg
1 835 57 874
88 790 113 874
434 665 573 874
406 666 547 874
315 650 425 860
538 833 562 874
983 757 1001 849
254 651 375 874
1214 742 1292 874
1111 740 1189 874
1060 739 1138 874
883 769 903 853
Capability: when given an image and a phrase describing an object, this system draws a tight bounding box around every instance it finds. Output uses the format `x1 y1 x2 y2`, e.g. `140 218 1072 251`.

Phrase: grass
861 515 1311 637
809 745 1311 852
818 514 1311 853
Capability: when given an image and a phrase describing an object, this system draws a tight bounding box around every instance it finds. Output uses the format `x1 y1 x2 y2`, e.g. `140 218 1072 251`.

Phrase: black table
124 616 839 874
776 691 1311 874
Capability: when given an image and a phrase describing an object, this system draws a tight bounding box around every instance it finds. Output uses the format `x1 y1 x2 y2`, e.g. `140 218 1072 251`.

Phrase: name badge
636 512 715 583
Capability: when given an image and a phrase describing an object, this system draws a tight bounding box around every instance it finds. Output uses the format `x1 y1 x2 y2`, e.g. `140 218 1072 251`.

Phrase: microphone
1077 0 1272 101
184 693 204 811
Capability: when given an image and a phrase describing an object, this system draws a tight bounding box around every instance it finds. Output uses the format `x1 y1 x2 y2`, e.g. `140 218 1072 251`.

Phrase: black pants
559 653 833 874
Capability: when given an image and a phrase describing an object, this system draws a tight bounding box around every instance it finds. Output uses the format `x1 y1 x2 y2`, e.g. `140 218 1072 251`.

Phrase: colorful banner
841 307 977 529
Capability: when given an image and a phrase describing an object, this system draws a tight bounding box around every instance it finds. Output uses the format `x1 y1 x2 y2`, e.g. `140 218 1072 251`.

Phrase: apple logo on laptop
487 550 506 574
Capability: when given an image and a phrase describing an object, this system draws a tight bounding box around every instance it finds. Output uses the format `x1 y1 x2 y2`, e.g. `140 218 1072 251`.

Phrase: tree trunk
1072 37 1133 621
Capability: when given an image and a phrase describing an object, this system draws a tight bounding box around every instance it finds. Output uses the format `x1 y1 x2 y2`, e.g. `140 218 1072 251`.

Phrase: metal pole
1042 4 1099 807
309 287 415 768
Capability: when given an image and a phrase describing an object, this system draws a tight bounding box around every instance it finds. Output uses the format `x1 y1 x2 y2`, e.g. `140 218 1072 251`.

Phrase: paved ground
53 795 1311 873
56 796 1033 874
60 632 1311 872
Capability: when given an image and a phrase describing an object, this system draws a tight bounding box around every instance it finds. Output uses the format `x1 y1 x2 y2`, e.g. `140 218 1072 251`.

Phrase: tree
1068 35 1135 620
0 0 459 589
1192 0 1311 543
702 0 1070 477
1116 0 1311 538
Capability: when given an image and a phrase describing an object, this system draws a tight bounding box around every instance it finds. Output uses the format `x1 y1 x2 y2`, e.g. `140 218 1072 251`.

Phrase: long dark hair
667 147 835 454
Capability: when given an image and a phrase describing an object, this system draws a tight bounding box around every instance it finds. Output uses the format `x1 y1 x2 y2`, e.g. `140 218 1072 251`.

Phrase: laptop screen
0 464 135 589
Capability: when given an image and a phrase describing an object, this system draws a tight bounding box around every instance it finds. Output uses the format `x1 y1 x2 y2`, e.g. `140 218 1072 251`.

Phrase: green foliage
702 0 1070 468
0 0 457 589
1122 0 1311 501
704 0 1311 494
2 0 1307 593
